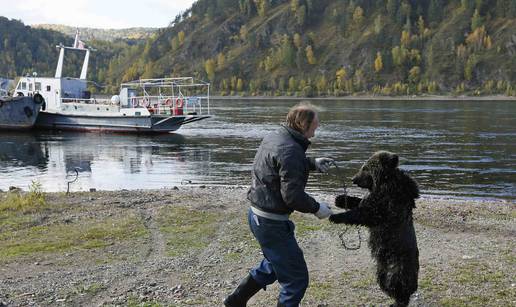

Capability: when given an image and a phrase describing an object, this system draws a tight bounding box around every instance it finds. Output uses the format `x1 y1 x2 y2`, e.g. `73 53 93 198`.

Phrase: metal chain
329 160 362 251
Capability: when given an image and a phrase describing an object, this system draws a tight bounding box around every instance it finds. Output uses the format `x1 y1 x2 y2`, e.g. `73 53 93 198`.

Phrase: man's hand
314 201 333 219
315 157 334 173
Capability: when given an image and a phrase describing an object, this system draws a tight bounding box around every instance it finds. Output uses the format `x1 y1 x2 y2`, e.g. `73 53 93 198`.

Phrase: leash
328 160 362 251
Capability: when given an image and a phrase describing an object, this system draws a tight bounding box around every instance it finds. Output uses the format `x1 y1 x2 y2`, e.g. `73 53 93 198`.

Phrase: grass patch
0 181 47 213
156 206 222 257
453 261 504 286
0 213 148 261
307 280 334 301
290 213 332 237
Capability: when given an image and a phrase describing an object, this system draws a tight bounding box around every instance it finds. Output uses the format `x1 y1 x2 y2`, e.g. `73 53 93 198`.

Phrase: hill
100 0 516 96
32 24 157 42
0 17 142 94
2 1 516 97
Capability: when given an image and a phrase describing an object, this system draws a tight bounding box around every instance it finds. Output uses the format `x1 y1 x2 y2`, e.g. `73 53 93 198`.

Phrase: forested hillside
2 0 516 97
107 0 514 96
0 17 140 94
32 24 157 42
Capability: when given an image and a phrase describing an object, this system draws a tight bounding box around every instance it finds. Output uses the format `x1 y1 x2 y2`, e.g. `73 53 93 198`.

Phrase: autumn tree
374 52 383 73
305 45 316 65
205 59 216 81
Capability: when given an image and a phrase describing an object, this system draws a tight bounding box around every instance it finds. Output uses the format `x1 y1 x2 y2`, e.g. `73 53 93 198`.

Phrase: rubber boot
224 274 262 307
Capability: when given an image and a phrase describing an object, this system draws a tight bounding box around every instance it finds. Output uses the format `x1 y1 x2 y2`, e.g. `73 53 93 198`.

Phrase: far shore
211 94 516 102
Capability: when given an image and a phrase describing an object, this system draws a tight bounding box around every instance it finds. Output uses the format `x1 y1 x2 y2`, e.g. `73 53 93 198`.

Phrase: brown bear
329 151 419 307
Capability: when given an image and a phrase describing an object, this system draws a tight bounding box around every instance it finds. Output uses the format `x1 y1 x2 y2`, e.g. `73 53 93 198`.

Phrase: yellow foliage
305 45 316 65
374 52 383 73
401 30 411 47
205 59 216 81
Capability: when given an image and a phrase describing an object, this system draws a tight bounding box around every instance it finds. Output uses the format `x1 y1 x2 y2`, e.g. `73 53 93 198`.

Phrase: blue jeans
248 208 309 307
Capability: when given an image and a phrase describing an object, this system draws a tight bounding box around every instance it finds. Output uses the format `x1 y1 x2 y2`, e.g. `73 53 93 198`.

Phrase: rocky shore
0 187 514 306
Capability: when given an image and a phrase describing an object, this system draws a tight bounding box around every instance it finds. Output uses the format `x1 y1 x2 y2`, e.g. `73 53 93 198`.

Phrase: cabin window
46 85 51 92
29 83 33 91
35 82 41 91
21 82 27 90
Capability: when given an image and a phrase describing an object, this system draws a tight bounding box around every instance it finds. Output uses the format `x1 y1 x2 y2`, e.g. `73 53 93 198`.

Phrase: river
0 98 514 201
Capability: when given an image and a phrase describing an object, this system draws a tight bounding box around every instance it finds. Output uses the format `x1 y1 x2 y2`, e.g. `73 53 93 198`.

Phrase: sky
0 0 197 29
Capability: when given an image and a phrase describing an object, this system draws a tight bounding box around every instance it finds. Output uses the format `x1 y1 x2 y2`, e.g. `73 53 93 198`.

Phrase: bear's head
352 151 399 190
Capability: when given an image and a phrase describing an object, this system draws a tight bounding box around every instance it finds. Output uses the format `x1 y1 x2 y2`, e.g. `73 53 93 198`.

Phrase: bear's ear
390 153 399 169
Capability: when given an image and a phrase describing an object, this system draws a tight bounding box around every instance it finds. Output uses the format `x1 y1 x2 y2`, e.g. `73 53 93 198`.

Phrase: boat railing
129 95 208 116
61 97 113 105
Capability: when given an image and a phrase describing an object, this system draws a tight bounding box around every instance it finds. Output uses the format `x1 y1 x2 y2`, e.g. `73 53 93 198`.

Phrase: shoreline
211 94 516 102
1 187 515 306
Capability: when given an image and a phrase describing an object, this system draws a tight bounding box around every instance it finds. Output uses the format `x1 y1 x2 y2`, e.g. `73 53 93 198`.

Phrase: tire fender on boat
33 93 45 104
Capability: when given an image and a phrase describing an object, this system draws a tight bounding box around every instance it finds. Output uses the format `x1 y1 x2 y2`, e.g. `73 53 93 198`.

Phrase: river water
0 99 514 201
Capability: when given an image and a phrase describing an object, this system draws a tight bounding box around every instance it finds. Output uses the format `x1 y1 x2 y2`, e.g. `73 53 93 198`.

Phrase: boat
12 31 211 133
0 93 44 130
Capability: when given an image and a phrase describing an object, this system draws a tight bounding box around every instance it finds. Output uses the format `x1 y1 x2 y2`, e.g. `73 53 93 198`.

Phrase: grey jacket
247 125 320 214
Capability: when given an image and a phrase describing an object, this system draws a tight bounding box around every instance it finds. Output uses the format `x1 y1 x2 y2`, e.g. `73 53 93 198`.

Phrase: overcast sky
0 0 197 28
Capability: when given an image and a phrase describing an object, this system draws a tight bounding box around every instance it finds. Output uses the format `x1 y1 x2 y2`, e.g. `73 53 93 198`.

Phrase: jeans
248 208 309 307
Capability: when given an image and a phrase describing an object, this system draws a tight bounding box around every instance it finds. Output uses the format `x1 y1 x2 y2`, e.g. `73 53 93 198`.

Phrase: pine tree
428 0 442 24
471 9 483 31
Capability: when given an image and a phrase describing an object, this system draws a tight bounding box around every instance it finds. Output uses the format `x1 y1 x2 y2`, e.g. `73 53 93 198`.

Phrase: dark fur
329 151 420 307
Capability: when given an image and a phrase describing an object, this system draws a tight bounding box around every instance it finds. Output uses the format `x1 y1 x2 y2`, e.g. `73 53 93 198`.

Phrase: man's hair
285 102 318 134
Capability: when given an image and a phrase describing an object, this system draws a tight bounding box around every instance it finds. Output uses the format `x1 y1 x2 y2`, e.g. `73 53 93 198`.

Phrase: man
224 103 334 307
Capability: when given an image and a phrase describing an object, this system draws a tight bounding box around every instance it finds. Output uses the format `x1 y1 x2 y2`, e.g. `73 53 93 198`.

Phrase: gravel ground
0 187 514 306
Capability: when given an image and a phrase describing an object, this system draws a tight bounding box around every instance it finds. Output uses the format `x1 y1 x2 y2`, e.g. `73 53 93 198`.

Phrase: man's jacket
247 125 320 214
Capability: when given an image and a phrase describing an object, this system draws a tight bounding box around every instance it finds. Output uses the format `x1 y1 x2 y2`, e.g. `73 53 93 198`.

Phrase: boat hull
34 111 210 133
0 96 42 130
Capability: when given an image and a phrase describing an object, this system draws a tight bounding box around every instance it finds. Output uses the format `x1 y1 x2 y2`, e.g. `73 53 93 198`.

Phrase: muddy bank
0 187 514 306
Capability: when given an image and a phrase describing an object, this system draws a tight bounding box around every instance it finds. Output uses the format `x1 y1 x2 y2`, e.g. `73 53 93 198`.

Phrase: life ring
176 98 184 108
173 97 184 115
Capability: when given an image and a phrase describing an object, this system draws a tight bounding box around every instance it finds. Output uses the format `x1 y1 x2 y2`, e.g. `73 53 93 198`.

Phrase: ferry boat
13 32 211 133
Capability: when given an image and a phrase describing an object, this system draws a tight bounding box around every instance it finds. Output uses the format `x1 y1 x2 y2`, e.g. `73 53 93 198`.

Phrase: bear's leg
377 259 416 307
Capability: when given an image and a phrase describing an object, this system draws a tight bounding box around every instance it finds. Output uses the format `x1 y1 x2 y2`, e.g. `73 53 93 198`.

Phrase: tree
178 31 185 45
205 59 216 81
401 30 411 47
293 33 302 49
296 5 306 26
374 52 383 73
217 52 226 70
237 78 244 93
291 0 299 12
471 9 483 31
387 0 399 21
374 15 383 35
352 6 365 29
408 66 421 84
305 45 316 65
428 0 442 24
316 75 327 95
171 36 180 51
240 25 248 41
288 76 297 94
335 67 347 90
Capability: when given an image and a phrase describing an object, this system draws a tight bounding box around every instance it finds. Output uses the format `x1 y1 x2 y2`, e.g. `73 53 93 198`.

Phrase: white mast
55 29 91 79
55 45 65 78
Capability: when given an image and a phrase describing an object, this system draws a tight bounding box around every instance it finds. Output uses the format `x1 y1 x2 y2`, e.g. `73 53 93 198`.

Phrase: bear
329 151 420 307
